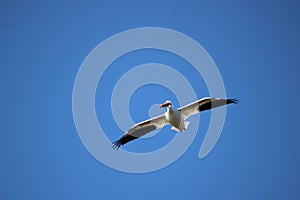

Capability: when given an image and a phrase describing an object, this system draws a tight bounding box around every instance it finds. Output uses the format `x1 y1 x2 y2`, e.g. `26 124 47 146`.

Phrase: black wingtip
112 140 122 150
227 98 239 104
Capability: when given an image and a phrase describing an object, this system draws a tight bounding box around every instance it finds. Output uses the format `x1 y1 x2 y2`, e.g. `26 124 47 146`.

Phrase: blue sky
1 0 300 199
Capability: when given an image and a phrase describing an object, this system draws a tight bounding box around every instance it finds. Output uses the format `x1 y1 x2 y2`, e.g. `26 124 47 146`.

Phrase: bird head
159 100 172 108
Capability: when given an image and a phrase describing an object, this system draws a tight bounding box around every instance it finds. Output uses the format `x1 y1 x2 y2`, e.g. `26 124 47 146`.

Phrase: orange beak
159 102 171 108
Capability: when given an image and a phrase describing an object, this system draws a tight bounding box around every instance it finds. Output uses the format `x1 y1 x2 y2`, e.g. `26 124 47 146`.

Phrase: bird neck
167 106 173 113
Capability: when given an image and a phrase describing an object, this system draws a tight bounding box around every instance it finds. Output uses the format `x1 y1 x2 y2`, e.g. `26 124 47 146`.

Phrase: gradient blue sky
1 0 299 199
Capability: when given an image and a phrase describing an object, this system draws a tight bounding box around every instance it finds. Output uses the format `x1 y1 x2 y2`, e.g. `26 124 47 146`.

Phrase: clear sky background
1 0 299 199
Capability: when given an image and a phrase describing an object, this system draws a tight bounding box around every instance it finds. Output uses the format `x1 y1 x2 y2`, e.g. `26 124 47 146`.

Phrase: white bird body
112 97 238 149
165 106 188 132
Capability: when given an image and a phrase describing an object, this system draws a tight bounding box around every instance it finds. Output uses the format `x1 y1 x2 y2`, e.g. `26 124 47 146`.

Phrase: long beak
159 102 170 108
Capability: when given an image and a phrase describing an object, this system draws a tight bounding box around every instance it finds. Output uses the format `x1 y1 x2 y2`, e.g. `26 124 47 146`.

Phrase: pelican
112 97 238 149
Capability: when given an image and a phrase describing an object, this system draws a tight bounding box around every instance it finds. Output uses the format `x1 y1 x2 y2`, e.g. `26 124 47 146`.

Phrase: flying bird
112 97 238 149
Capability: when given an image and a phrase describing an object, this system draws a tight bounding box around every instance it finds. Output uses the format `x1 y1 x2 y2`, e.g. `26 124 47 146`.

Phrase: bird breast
166 108 182 128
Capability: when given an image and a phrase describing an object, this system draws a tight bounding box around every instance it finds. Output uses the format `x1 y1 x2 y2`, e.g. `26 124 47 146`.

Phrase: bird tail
171 121 190 132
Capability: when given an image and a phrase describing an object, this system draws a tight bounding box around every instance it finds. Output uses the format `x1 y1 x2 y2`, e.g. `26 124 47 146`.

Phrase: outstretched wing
178 97 238 119
112 114 167 149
